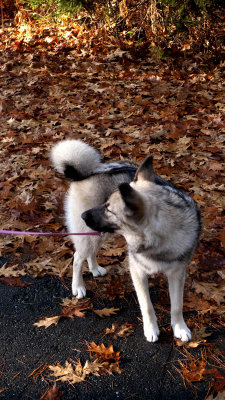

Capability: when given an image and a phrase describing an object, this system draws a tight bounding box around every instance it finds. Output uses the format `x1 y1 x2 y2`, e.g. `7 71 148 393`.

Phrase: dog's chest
129 252 173 275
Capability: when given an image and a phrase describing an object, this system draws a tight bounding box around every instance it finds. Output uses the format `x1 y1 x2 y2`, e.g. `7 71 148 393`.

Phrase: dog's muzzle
81 207 119 233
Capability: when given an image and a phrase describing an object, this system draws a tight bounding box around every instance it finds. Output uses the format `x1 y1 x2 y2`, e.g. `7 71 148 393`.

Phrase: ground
0 22 224 400
0 273 224 400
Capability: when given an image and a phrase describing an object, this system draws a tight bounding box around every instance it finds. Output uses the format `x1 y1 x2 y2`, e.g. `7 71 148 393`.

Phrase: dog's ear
134 156 154 182
119 183 144 218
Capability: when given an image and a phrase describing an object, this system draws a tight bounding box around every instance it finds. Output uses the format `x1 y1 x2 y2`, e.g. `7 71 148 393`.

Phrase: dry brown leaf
40 383 63 400
103 247 126 257
33 316 60 328
103 361 123 375
48 359 106 385
0 264 26 277
82 359 104 376
177 348 209 386
0 277 32 287
93 307 120 318
176 326 212 348
184 291 211 312
48 360 85 384
34 298 93 328
61 298 93 318
105 322 135 339
61 297 79 307
87 342 120 361
193 281 225 305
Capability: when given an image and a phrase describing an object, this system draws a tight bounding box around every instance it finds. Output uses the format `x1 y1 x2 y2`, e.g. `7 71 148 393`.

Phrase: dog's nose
81 211 89 221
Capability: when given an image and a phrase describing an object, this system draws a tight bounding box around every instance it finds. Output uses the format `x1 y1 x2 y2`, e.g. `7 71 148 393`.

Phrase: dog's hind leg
72 252 86 299
87 255 107 277
167 267 191 342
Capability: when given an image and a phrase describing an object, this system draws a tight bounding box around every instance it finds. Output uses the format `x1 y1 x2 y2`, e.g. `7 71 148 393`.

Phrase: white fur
65 182 108 297
51 140 107 298
50 139 101 176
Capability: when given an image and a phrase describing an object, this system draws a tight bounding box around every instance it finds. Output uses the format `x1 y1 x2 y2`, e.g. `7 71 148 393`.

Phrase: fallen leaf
33 316 60 328
40 383 63 400
82 359 104 376
34 298 93 328
0 264 26 277
61 297 80 307
87 342 120 361
61 300 92 319
48 359 105 385
193 281 225 305
176 326 212 348
48 360 85 384
103 247 126 257
178 355 208 385
93 307 120 318
105 322 135 339
0 277 32 287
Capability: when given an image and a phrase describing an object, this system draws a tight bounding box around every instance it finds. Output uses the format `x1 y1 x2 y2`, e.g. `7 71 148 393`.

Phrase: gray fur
82 155 201 343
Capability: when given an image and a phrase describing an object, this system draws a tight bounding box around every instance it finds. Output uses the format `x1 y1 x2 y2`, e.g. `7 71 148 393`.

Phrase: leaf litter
0 17 224 399
48 342 122 385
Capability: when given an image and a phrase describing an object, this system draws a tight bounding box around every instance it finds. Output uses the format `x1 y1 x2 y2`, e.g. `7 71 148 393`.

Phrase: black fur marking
107 166 136 179
64 162 137 181
64 164 85 181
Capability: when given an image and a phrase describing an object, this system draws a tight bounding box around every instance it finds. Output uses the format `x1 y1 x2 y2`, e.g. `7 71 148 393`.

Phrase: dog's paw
72 285 86 299
92 266 107 277
144 324 160 342
173 322 191 342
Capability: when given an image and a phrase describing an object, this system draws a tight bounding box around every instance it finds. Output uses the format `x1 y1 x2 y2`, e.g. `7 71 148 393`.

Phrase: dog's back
51 139 137 248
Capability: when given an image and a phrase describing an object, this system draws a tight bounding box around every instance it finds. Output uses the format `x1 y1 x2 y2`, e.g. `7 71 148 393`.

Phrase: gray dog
82 156 201 342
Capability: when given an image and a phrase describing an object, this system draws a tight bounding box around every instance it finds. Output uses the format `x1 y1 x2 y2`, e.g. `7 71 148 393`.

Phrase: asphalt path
0 263 222 400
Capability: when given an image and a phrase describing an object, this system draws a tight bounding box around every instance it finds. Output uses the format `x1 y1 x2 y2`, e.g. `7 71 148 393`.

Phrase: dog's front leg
87 255 107 278
129 260 159 342
167 267 191 342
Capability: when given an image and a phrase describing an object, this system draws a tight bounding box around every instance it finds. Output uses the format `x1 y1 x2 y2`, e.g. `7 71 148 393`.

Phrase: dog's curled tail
50 139 102 181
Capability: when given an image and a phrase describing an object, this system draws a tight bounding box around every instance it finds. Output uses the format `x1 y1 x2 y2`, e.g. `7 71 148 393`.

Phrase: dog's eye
107 207 117 217
105 203 114 215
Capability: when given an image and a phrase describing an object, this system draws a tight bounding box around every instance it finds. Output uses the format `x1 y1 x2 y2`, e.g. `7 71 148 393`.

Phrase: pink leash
0 229 101 236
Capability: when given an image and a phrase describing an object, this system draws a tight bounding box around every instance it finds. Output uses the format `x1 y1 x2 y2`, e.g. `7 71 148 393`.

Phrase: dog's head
81 156 154 234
